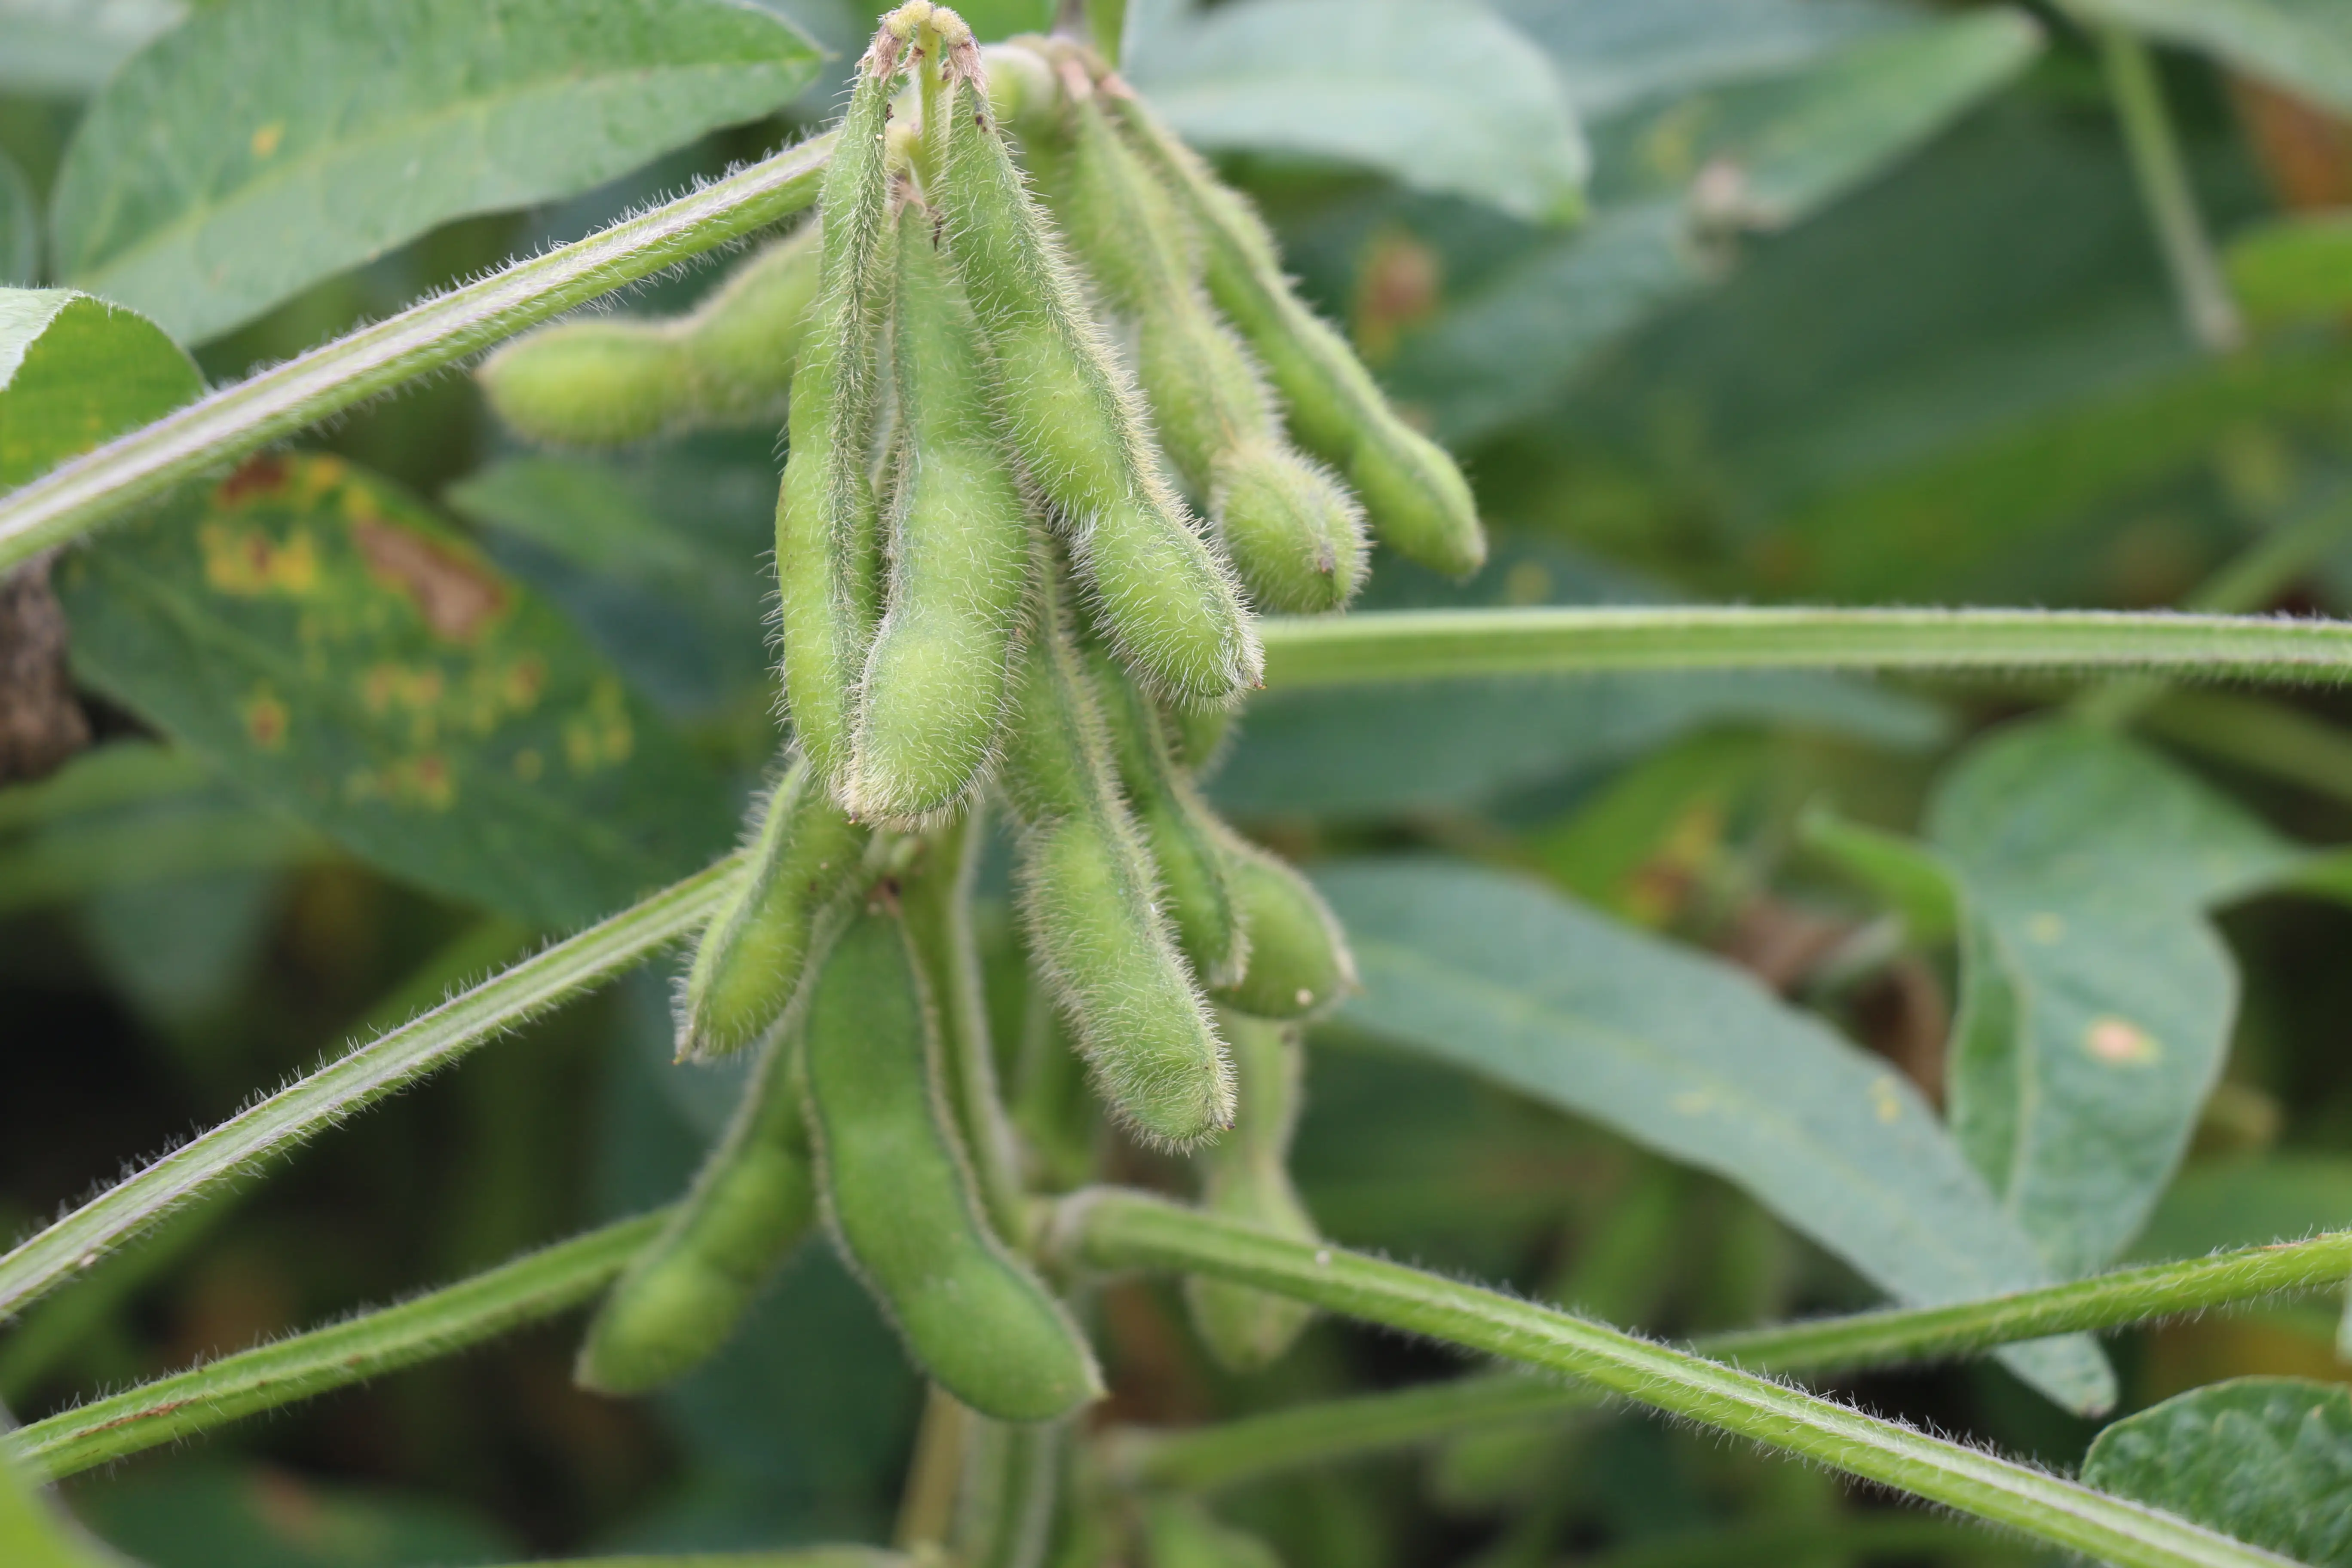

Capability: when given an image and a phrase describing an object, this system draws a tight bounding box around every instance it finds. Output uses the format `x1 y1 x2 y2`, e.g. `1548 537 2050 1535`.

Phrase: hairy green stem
1066 1190 2293 1567
0 857 737 1321
1119 1225 2352 1491
3 1213 666 1479
476 1556 908 1568
1256 606 2352 688
1570 1515 2039 1568
0 138 835 575
2094 23 2243 353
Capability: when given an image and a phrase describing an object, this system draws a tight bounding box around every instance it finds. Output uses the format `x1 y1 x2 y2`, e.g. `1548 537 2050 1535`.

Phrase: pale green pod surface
1166 699 1233 778
930 52 1259 708
1108 93 1486 579
1211 833 1357 1021
804 903 1103 1423
576 1026 817 1393
997 567 1234 1147
477 324 696 448
1184 1012 1317 1371
1212 438 1366 616
848 203 1032 825
677 756 872 1061
776 38 898 786
1143 1498 1286 1568
677 220 826 427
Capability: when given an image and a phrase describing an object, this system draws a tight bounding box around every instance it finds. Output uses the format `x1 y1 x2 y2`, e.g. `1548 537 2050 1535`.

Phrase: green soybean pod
1143 1499 1286 1568
998 553 1234 1147
1108 89 1485 580
927 31 1259 710
575 1025 816 1393
847 200 1033 826
1184 1011 1317 1370
803 902 1104 1422
1089 645 1244 989
1211 833 1357 1022
676 755 872 1062
777 29 900 787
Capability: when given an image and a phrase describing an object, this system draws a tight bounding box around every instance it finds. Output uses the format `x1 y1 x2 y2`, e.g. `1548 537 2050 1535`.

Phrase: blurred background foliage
6 0 2352 1563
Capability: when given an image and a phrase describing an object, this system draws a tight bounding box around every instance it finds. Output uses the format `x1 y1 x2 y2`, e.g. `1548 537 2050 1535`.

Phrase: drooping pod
846 198 1034 826
1108 88 1486 580
802 899 1104 1423
1211 833 1357 1022
1051 95 1365 615
925 25 1261 710
998 549 1234 1147
676 755 873 1061
575 1025 816 1393
776 28 900 787
1184 1011 1318 1370
478 222 824 448
1090 646 1245 989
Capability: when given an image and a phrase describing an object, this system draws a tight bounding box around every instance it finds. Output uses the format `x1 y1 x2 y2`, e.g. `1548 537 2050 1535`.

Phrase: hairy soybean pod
1212 833 1357 1022
1185 1011 1318 1370
928 37 1259 709
848 202 1033 825
998 557 1234 1146
1090 646 1244 989
777 34 899 787
676 756 872 1062
804 903 1103 1422
1109 91 1485 580
478 223 824 448
575 1026 816 1393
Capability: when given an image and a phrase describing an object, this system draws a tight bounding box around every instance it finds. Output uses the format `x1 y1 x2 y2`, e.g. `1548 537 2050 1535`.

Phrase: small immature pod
1211 833 1357 1022
1108 91 1486 580
478 223 824 448
998 554 1235 1147
777 29 900 787
676 756 873 1062
847 199 1033 825
803 901 1104 1423
1210 436 1366 617
926 28 1260 709
575 1025 816 1393
1185 1011 1318 1370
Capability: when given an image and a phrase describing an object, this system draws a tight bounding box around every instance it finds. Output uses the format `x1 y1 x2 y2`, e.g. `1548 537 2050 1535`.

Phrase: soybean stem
2095 21 2243 353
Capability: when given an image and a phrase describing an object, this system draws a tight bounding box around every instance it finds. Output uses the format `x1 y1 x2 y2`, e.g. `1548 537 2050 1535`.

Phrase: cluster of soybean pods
479 3 1484 1434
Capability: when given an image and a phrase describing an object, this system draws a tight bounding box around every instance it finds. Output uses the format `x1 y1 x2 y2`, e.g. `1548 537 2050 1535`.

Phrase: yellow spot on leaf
251 121 284 158
242 689 290 750
1671 1089 1713 1115
1870 1075 1905 1124
2026 912 2067 944
2086 1016 2160 1066
202 522 319 596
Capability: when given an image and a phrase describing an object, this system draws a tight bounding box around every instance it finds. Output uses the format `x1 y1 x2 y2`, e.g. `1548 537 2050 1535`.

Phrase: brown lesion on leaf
216 453 291 505
351 518 506 642
202 521 320 597
242 688 291 751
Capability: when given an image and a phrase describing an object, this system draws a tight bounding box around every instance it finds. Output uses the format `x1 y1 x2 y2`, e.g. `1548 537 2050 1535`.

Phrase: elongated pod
999 552 1234 1147
1090 646 1244 989
1109 89 1485 579
926 28 1259 708
1211 833 1356 1022
1184 1011 1318 1369
848 200 1033 825
575 1025 816 1393
677 756 872 1061
777 30 899 786
1053 96 1364 614
804 901 1103 1422
478 223 824 448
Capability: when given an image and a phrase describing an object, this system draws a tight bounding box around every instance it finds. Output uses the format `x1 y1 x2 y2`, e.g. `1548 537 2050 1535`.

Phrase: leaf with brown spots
56 454 734 927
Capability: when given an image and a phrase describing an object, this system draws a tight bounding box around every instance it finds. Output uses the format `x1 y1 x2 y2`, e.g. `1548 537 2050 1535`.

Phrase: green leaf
0 154 33 287
0 1448 112 1568
72 1464 516 1568
0 288 202 490
2130 1155 2352 1262
2226 213 2352 331
1126 0 1587 223
54 453 735 928
1317 856 2116 1415
1928 720 2299 1277
2071 0 2352 116
2083 1377 2352 1566
0 0 184 95
49 0 824 344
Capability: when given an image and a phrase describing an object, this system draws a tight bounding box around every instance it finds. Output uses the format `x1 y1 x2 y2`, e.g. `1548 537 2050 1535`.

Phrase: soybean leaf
0 154 32 287
2082 1378 2352 1566
0 288 202 489
2070 0 2352 116
0 1447 111 1568
0 0 184 95
54 453 735 928
71 1464 514 1568
1125 0 1587 224
1318 856 2116 1415
2129 1155 2352 1261
49 0 824 344
2227 214 2352 331
1928 720 2300 1277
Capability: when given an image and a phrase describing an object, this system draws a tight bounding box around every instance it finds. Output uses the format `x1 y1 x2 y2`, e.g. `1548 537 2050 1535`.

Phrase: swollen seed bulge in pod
1211 438 1366 616
1213 832 1357 1021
